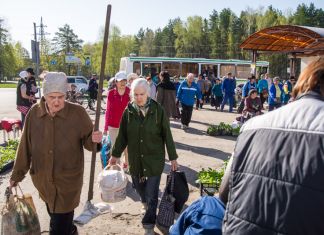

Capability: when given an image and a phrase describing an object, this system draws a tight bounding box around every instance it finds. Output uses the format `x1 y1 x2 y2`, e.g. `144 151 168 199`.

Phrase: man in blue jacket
177 73 202 130
242 76 257 98
220 72 236 112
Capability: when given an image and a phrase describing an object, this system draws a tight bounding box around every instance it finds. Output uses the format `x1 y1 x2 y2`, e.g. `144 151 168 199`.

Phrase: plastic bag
97 165 128 203
1 186 41 235
100 135 112 168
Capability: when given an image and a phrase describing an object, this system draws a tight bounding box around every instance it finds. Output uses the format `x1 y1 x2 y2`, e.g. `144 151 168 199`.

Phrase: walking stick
74 4 112 225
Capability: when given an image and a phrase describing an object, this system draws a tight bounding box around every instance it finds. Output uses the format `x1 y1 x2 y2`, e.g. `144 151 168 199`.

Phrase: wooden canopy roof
240 25 324 56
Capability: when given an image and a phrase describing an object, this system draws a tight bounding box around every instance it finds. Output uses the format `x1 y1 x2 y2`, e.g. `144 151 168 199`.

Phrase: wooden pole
87 4 112 202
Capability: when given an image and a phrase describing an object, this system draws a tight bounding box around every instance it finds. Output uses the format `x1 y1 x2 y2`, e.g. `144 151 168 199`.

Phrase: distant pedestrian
282 76 296 104
104 71 130 168
220 72 236 112
16 67 37 127
146 76 157 100
257 74 269 108
156 71 177 118
205 78 212 104
196 74 207 109
127 72 139 88
268 77 283 111
211 78 223 110
88 73 98 100
177 73 202 130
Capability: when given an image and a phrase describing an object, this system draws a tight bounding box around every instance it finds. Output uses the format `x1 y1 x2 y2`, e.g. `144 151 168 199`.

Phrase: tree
52 24 83 74
159 18 180 57
14 42 31 72
139 28 155 56
133 28 144 56
209 10 222 58
0 18 9 81
219 8 233 58
52 24 83 55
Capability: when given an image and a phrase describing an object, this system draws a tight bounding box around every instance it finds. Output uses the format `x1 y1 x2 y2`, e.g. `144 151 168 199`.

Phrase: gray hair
130 78 150 101
127 73 139 82
273 76 280 82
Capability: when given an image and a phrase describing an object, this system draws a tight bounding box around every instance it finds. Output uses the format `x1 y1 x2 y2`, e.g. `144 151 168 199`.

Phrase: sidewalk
0 105 238 235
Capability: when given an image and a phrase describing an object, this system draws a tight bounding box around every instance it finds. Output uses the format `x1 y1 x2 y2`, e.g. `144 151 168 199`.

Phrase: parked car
67 76 88 91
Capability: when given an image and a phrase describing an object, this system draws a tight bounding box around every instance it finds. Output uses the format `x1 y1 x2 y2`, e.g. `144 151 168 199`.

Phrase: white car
67 76 88 91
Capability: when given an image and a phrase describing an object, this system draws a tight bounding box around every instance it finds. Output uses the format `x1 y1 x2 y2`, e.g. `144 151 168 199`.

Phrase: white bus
120 56 269 80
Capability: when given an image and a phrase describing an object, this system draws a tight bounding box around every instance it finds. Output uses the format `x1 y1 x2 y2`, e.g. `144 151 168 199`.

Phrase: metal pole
33 23 41 97
87 4 112 202
252 50 257 76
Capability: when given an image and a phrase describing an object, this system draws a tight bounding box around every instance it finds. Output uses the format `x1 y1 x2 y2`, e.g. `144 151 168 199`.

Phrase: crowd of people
10 57 324 235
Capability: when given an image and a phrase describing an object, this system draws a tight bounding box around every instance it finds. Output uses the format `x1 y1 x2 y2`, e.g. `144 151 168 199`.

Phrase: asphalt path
0 88 19 120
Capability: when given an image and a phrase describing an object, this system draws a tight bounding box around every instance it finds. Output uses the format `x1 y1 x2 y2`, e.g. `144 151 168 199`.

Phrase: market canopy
240 25 324 56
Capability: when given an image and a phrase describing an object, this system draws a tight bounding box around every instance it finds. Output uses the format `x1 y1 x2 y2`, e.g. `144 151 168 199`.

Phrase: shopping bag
167 170 189 213
1 186 41 235
100 135 112 168
157 171 175 227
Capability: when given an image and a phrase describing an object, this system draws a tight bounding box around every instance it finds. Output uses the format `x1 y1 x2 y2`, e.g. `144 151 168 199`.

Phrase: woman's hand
92 131 103 143
109 156 118 165
9 180 17 191
171 160 178 171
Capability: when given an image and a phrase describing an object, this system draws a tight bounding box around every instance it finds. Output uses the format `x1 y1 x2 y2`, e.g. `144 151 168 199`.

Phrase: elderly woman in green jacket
110 78 178 234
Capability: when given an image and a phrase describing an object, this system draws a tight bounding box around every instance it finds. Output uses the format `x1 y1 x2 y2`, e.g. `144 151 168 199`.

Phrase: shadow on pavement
175 141 231 161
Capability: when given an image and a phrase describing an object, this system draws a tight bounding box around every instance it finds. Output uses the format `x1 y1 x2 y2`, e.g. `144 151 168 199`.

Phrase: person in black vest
88 73 98 100
16 68 37 127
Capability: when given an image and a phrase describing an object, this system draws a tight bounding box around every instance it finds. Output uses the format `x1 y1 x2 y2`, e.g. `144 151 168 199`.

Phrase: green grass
0 83 17 88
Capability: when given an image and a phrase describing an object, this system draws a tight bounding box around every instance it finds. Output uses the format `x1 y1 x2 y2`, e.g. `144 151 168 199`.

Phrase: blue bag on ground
100 135 111 168
169 196 225 235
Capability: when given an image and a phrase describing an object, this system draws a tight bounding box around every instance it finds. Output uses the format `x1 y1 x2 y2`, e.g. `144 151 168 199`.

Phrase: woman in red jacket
104 71 130 167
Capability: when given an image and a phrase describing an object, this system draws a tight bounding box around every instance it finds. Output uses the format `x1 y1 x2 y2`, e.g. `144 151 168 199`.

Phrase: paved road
0 88 19 120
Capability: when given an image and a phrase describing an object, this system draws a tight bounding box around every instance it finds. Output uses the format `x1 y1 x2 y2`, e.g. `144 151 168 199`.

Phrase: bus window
142 63 161 77
236 64 251 79
181 63 198 77
133 62 141 75
220 65 235 78
201 64 217 78
162 62 180 77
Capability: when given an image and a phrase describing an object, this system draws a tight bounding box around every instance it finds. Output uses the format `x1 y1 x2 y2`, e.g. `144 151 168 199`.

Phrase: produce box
200 182 218 196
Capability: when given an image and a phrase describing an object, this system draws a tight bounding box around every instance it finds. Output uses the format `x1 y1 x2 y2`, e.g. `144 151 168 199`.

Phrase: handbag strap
169 171 175 194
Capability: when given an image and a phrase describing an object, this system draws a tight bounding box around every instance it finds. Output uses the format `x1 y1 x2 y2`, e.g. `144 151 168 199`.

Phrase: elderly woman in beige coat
9 72 102 235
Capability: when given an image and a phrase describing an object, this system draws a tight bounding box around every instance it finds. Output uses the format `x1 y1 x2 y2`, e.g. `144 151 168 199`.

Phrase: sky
1 0 324 54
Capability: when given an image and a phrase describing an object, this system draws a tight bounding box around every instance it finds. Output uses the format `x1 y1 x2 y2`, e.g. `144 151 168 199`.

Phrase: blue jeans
132 175 161 229
221 93 234 112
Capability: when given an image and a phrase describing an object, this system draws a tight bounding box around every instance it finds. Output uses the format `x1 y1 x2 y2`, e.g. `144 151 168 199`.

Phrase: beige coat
11 98 98 213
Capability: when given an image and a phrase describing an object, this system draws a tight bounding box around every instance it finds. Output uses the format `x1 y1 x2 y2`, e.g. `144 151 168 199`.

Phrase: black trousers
46 204 75 235
181 103 193 126
21 113 26 128
132 175 161 228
